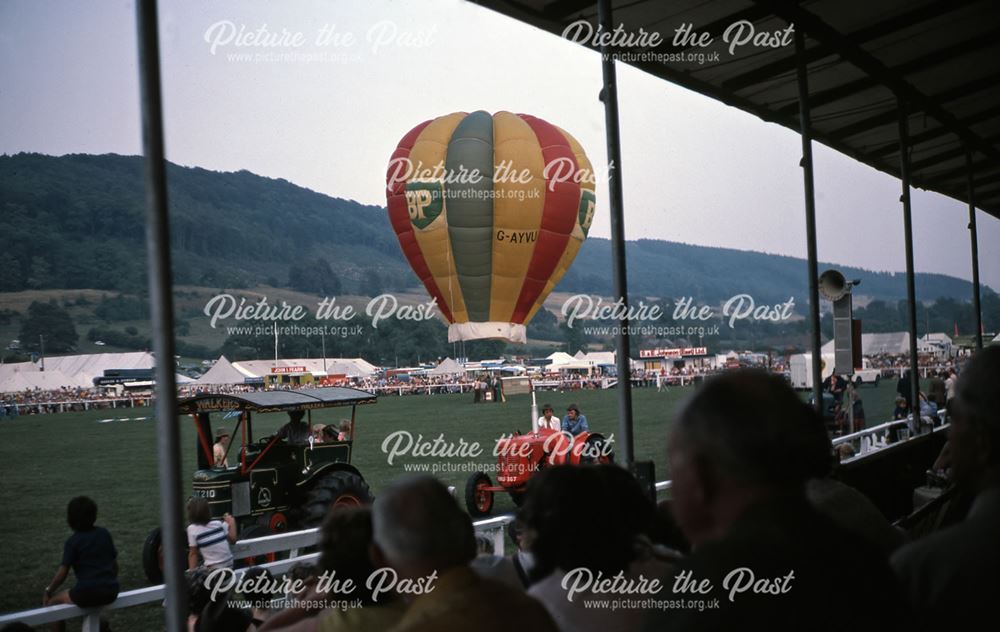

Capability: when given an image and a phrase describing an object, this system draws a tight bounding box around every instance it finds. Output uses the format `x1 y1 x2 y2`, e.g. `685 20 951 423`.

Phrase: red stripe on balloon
386 119 455 323
509 114 580 323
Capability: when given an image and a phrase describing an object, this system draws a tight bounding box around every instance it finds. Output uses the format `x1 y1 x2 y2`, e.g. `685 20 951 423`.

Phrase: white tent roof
821 332 910 355
0 351 154 393
545 352 576 366
578 351 616 365
555 361 594 371
0 369 90 393
194 356 249 385
429 357 464 376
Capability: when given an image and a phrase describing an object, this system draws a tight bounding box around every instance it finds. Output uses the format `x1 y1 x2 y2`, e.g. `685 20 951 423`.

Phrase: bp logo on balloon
386 110 594 344
405 181 444 230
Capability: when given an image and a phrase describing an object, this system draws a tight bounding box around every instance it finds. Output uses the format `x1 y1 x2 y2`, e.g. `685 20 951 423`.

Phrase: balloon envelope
386 110 595 343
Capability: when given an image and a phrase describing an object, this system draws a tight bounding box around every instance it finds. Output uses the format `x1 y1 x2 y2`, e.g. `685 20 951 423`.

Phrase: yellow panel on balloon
408 112 469 323
489 111 545 323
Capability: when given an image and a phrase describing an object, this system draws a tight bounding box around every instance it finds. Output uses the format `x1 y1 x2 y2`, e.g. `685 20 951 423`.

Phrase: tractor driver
562 404 590 436
276 409 311 445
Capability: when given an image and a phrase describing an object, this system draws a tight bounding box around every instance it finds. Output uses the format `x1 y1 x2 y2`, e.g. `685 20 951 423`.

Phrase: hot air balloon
386 110 596 343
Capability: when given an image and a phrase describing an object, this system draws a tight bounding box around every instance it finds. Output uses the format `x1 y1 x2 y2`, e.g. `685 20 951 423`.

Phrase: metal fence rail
0 514 517 630
0 414 934 628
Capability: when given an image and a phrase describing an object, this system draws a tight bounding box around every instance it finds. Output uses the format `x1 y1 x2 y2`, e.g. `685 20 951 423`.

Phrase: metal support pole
597 0 634 465
966 151 984 350
134 0 186 628
794 29 824 414
898 102 921 426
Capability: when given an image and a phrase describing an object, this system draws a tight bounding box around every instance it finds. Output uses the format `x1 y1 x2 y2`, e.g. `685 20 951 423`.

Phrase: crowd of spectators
0 387 148 416
9 349 994 631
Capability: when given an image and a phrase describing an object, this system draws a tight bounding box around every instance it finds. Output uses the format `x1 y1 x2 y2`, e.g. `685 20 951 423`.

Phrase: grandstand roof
472 0 1000 218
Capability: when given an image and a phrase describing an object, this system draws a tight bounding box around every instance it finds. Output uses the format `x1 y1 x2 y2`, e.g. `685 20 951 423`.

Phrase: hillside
0 152 990 304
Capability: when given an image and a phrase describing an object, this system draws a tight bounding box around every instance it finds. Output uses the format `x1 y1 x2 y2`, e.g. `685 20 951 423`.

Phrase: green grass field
0 382 903 628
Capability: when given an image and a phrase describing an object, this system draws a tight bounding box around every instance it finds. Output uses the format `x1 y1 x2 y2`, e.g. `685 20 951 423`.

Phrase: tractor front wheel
141 527 164 584
465 471 494 518
580 432 614 465
508 490 526 507
237 524 278 568
302 470 372 527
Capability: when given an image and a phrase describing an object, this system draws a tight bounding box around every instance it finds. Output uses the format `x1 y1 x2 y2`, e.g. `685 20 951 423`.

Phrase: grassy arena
0 382 903 628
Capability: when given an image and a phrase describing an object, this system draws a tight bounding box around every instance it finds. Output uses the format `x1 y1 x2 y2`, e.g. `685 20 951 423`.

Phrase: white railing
0 514 517 630
833 416 949 462
0 413 938 628
0 397 150 415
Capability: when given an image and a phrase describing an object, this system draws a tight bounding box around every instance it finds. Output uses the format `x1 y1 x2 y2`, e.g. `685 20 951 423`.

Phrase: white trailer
790 353 881 389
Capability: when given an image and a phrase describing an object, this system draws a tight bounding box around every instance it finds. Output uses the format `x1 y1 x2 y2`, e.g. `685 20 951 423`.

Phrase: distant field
0 381 903 628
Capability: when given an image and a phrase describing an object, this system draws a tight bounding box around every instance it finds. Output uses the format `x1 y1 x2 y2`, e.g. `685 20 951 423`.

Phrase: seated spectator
185 566 212 632
917 391 939 427
892 347 1000 632
43 497 120 631
336 420 351 441
371 475 556 632
537 404 560 431
893 396 910 421
276 411 311 444
522 464 671 632
646 370 909 631
312 424 328 444
258 507 403 632
560 404 589 436
239 567 278 629
804 438 903 556
470 519 537 590
322 425 340 443
186 498 237 570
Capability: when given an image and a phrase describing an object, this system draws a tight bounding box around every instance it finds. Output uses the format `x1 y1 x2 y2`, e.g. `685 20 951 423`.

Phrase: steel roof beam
723 0 972 92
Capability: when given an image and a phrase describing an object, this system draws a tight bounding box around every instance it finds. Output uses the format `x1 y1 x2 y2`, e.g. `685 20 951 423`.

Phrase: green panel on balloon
578 189 596 237
445 110 494 323
405 181 444 230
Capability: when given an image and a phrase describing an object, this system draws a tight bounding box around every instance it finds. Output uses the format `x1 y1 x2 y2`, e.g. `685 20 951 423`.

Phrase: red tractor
464 425 613 517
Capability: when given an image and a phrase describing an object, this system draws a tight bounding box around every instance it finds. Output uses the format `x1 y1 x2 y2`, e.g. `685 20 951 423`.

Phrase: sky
1 0 997 293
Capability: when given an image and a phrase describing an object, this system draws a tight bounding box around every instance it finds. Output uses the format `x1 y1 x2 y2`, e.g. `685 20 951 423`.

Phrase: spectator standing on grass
43 496 120 628
371 475 556 632
186 497 237 570
896 369 913 408
822 369 847 405
927 370 947 408
944 368 958 404
892 347 1000 632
